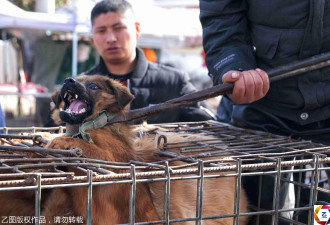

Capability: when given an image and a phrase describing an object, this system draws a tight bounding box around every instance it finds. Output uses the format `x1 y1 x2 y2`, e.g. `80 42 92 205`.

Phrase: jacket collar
97 48 149 86
131 47 149 80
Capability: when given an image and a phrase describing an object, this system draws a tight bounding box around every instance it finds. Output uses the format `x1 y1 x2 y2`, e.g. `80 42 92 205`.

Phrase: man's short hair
91 0 134 26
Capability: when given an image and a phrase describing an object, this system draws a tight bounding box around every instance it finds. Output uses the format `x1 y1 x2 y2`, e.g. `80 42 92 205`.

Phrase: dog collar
65 112 116 144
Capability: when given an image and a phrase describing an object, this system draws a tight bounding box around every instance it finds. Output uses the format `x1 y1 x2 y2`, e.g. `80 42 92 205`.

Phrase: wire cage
0 120 329 225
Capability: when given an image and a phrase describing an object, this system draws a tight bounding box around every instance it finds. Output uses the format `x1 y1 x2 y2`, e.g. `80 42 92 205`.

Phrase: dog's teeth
75 94 78 99
64 92 68 99
79 108 86 113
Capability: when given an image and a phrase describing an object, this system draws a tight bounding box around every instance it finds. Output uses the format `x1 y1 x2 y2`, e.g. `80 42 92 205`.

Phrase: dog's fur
135 132 249 225
0 75 248 225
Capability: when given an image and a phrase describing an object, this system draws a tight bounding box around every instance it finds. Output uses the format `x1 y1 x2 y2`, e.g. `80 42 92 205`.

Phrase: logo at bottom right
314 205 330 225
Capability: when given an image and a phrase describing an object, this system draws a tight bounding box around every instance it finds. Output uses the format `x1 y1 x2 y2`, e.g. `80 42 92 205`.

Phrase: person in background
84 0 215 124
200 0 330 224
0 105 5 133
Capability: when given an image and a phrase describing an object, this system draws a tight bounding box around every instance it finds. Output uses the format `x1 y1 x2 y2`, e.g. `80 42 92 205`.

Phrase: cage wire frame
0 120 329 225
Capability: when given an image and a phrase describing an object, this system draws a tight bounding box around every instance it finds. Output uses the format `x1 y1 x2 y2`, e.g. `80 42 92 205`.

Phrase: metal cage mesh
0 121 329 225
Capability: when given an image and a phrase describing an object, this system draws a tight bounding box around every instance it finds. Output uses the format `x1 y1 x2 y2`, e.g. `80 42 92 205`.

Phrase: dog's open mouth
60 89 93 124
63 91 87 114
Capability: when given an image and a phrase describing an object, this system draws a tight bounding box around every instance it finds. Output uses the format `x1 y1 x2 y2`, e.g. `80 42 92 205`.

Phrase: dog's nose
64 78 76 84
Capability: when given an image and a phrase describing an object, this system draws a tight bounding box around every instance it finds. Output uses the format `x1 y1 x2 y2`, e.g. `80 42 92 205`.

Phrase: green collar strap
65 123 79 137
65 112 116 144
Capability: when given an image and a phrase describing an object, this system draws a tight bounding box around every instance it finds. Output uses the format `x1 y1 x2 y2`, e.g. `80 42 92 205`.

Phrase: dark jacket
200 0 330 129
84 48 215 124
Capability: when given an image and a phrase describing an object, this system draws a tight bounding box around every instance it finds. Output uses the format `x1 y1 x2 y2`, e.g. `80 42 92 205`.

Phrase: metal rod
294 159 303 223
195 160 204 225
234 159 242 225
275 158 282 225
163 161 170 225
129 164 136 225
108 52 330 124
272 158 281 225
308 155 320 225
0 145 82 157
86 170 93 225
312 155 320 204
35 174 41 225
256 169 263 225
268 51 330 81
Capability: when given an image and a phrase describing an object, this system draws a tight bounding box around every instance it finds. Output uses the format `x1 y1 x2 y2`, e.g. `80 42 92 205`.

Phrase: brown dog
0 75 248 224
44 75 159 224
0 75 158 225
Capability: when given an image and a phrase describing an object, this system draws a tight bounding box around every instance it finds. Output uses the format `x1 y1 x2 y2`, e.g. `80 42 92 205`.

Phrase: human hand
222 69 269 104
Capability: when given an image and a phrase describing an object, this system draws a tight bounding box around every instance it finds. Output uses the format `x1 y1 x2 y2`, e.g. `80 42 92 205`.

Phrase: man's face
92 11 140 65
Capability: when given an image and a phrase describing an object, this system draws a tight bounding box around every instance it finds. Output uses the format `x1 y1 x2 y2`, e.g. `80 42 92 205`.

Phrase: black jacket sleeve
199 0 257 85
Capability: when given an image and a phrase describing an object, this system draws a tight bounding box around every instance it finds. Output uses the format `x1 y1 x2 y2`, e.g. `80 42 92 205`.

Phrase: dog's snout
64 78 76 84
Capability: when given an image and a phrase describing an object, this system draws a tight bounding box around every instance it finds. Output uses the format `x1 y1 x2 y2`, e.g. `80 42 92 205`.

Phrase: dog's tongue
68 100 87 113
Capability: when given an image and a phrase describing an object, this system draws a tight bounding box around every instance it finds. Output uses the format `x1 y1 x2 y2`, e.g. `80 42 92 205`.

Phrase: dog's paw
46 137 84 157
46 136 73 150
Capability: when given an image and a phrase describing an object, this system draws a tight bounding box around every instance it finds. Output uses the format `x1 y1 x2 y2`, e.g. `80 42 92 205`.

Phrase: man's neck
105 56 136 75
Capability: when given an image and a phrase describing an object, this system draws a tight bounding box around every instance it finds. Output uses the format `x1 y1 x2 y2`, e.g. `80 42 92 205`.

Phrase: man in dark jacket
200 1 330 224
85 0 215 124
200 0 330 144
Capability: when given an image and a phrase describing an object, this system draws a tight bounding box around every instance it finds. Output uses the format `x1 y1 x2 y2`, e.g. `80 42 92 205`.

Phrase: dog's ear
106 80 135 109
50 90 64 125
51 90 62 109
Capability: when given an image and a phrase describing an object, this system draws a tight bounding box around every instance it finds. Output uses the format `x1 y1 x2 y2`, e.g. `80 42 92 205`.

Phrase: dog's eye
89 83 100 90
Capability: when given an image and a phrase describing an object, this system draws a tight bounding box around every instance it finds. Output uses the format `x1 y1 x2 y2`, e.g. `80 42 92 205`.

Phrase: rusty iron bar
159 134 329 161
0 162 148 172
0 121 328 189
0 154 26 158
0 138 46 148
0 126 65 134
1 138 28 146
268 51 330 82
0 157 167 172
107 83 233 124
0 134 42 140
158 143 330 164
0 157 168 172
0 157 329 188
0 145 82 157
0 172 74 179
107 52 330 124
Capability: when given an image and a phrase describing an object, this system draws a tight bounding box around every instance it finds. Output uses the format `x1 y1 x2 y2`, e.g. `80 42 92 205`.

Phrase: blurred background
0 0 217 127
